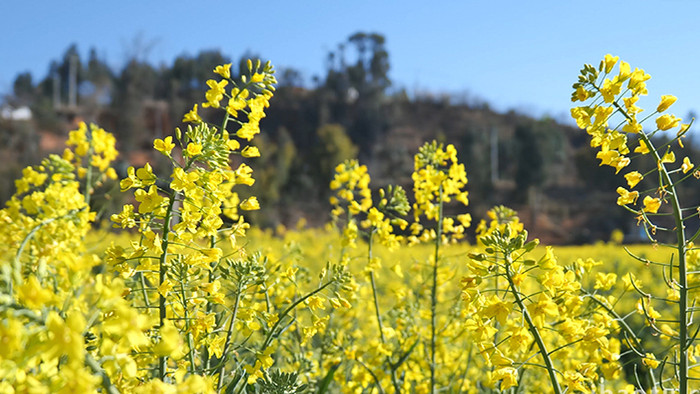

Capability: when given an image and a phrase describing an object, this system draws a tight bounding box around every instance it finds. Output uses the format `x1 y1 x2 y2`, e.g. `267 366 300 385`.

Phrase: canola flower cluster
464 207 626 392
0 60 352 393
571 54 694 219
0 124 138 393
571 55 700 392
327 142 478 392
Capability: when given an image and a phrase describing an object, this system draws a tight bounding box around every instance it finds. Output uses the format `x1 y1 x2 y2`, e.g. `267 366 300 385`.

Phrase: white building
0 105 32 121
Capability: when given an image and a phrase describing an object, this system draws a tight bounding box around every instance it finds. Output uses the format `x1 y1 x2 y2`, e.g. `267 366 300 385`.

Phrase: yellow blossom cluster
571 54 693 220
330 159 409 251
0 124 155 392
65 122 119 180
572 55 700 391
104 60 353 391
464 206 624 392
409 140 471 244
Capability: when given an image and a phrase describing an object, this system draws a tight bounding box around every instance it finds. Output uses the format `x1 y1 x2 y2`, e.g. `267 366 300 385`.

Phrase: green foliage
315 123 358 188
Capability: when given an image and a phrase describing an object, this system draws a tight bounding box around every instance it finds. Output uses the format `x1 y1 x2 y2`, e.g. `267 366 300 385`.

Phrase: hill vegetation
3 32 699 243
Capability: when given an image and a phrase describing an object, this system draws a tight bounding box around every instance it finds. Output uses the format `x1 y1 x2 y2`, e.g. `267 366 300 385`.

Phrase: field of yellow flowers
2 55 700 393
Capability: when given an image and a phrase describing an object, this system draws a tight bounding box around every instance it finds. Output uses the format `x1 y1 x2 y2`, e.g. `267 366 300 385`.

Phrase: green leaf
316 362 341 393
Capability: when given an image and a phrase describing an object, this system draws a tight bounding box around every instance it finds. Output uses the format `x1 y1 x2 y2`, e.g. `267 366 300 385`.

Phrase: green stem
11 209 80 297
85 353 120 394
261 280 335 351
158 192 177 380
503 255 562 394
139 272 151 309
356 357 386 394
85 154 94 209
179 275 197 373
368 230 401 392
610 98 688 392
430 185 443 394
203 235 217 371
641 135 688 393
216 285 242 392
368 232 385 343
583 290 657 388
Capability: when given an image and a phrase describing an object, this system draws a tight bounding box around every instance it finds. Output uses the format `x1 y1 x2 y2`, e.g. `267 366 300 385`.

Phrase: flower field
1 56 700 393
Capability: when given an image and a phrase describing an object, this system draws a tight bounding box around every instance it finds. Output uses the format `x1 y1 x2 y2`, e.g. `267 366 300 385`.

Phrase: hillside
3 37 697 244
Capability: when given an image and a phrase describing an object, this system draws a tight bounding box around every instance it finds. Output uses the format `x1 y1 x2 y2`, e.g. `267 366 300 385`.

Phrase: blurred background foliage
3 32 700 244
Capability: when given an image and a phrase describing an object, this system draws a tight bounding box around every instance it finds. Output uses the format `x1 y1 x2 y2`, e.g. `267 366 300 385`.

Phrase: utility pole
490 126 498 184
52 70 60 109
68 54 78 108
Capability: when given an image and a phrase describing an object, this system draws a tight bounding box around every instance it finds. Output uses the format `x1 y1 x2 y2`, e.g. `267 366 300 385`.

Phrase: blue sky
2 1 700 123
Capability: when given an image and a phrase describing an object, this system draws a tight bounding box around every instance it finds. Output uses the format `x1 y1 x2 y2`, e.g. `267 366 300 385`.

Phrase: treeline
3 32 700 243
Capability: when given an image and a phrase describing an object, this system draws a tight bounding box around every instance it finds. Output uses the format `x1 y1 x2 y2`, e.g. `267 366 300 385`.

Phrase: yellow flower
642 353 660 369
618 61 631 80
628 68 651 95
624 171 643 188
594 272 618 291
601 54 619 73
572 86 589 102
106 167 117 180
226 89 249 117
682 157 693 174
656 114 681 131
203 79 228 108
136 162 157 186
234 163 255 186
596 150 630 173
491 367 518 390
240 196 260 210
251 73 264 83
17 275 54 309
207 334 226 359
186 142 203 157
158 278 173 297
170 167 199 192
483 296 511 325
600 77 622 103
538 246 558 270
563 371 587 392
236 122 260 141
154 136 175 156
200 248 223 263
634 139 650 154
622 120 642 134
153 320 183 357
213 63 232 79
657 95 677 112
660 150 676 164
241 145 260 158
570 107 592 129
227 139 240 151
134 185 165 214
45 311 85 362
183 104 202 123
642 196 661 214
306 295 325 311
622 273 641 291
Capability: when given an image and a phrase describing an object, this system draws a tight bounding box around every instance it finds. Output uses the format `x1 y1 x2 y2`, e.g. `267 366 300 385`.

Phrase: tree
323 32 392 153
81 48 115 112
514 123 544 200
112 59 157 150
314 123 358 192
12 72 34 106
